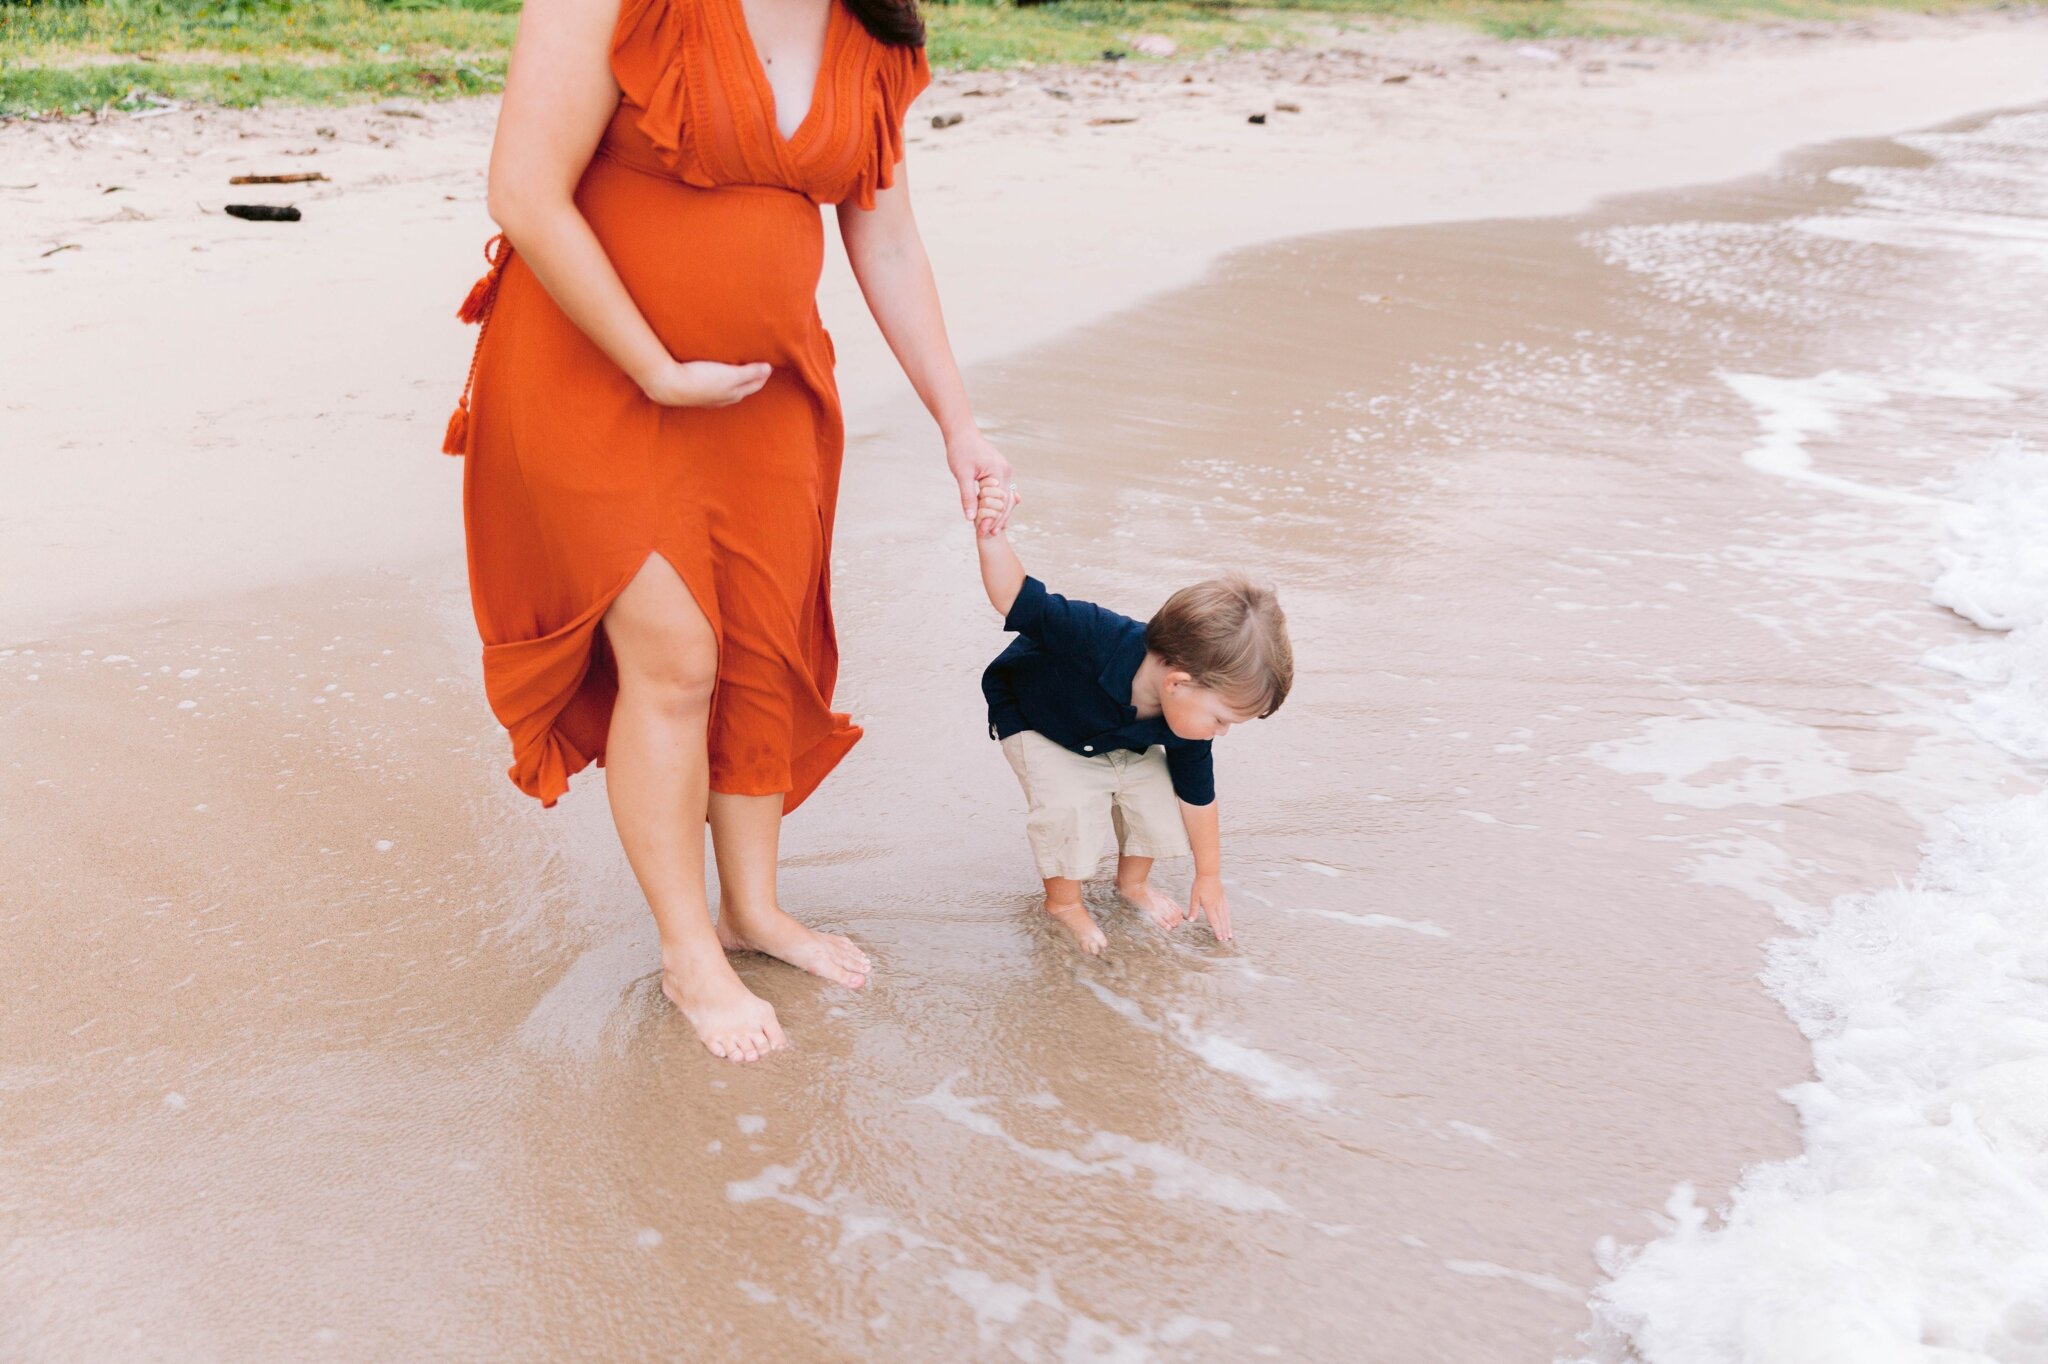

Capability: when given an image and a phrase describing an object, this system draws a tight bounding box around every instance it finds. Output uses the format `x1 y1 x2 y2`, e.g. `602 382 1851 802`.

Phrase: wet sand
9 98 2047 1358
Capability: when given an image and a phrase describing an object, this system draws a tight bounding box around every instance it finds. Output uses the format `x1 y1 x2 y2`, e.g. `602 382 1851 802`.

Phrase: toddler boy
972 479 1293 954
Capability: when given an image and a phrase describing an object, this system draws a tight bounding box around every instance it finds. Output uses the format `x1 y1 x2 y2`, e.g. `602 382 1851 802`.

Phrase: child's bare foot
716 904 870 989
661 954 788 1063
1045 896 1108 956
1116 876 1186 933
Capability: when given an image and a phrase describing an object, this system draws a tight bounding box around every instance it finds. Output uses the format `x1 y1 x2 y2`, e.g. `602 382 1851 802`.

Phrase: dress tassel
441 233 513 458
442 398 471 457
457 272 497 325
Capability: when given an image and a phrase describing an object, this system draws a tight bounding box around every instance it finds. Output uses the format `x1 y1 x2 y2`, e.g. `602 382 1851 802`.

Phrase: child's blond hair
1145 574 1293 718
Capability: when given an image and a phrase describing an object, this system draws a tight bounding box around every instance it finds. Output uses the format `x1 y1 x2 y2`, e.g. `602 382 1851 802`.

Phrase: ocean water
1579 111 2048 1363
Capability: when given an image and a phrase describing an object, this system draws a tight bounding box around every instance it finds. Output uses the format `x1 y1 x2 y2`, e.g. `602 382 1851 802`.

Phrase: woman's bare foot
660 953 788 1062
716 904 870 989
1045 896 1108 956
1116 876 1186 933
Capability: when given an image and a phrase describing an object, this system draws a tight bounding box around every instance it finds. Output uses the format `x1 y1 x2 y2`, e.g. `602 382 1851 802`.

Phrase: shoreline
3 11 2048 636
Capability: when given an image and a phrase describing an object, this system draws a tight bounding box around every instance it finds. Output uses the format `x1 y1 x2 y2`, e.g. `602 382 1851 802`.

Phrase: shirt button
1082 744 1094 752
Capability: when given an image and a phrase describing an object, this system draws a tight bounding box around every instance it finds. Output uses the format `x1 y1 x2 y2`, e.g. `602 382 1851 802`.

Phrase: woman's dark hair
845 0 924 47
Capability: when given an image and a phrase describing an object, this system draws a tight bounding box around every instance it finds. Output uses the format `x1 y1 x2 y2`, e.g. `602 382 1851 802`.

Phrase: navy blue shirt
982 576 1216 806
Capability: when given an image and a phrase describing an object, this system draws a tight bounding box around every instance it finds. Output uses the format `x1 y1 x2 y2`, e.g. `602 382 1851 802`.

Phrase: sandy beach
6 11 2048 1361
6 10 2048 630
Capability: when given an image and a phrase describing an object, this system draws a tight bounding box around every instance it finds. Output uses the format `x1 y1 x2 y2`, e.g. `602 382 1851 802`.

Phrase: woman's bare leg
603 554 787 1062
708 791 871 989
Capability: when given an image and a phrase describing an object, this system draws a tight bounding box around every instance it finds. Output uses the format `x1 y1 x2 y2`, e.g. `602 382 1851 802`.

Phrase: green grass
0 0 2021 116
922 0 1293 68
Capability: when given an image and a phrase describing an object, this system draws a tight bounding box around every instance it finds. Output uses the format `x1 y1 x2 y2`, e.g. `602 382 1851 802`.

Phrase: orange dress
445 0 929 812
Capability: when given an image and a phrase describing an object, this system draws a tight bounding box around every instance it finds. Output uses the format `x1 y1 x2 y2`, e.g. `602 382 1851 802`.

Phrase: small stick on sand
224 204 302 222
229 172 330 185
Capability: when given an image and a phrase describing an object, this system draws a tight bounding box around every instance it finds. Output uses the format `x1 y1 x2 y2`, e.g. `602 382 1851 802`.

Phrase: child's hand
974 474 1019 539
1187 873 1232 943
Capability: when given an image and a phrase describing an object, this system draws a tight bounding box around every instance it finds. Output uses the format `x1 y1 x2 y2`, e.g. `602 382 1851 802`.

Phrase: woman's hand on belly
638 358 774 408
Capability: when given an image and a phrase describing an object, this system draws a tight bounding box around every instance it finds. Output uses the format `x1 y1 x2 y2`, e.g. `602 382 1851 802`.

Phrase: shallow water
5 108 2046 1361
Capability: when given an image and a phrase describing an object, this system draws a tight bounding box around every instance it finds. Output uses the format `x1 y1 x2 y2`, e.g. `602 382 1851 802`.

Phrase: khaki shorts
1000 729 1191 881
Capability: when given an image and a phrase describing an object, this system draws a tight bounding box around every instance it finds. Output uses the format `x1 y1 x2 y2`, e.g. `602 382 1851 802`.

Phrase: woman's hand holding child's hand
952 434 1016 536
974 475 1020 538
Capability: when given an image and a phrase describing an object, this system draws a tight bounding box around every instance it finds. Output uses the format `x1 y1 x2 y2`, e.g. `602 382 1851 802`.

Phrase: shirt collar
1099 622 1150 720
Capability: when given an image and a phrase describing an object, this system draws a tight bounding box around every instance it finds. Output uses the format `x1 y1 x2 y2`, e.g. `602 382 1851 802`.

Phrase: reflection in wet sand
908 1074 1293 1212
7 108 2048 1361
1075 978 1332 1107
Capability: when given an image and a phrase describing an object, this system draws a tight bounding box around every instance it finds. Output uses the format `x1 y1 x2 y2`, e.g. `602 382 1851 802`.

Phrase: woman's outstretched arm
839 172 1016 534
488 0 768 408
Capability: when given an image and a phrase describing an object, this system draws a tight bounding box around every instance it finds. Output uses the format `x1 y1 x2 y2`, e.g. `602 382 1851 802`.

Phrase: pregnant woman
447 0 1014 1061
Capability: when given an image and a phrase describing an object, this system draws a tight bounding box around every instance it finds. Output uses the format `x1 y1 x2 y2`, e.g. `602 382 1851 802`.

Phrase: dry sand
3 10 2048 629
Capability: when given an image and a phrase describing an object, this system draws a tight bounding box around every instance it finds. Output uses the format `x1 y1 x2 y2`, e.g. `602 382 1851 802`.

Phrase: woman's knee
620 633 717 714
607 557 719 713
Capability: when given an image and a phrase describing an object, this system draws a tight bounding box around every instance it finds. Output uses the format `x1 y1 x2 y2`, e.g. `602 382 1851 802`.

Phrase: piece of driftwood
229 172 329 185
1087 117 1137 126
225 204 302 222
931 112 963 129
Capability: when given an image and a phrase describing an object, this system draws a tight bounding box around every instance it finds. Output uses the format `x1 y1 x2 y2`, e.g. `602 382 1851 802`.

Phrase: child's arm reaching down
974 476 1025 616
1180 799 1231 942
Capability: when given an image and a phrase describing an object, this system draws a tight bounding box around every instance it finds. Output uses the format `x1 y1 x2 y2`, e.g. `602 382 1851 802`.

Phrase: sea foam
1579 444 2048 1361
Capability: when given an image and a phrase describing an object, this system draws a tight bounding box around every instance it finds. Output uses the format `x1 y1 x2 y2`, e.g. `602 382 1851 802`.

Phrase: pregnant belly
578 161 826 367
